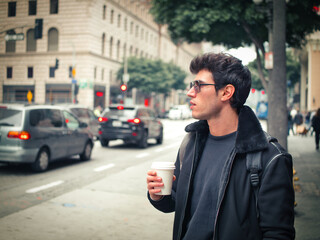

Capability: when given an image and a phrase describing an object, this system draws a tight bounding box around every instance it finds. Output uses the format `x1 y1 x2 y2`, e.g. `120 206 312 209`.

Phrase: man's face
187 69 223 121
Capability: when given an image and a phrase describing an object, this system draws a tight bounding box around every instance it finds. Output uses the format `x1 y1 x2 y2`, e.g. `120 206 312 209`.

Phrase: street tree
150 0 320 148
116 57 187 96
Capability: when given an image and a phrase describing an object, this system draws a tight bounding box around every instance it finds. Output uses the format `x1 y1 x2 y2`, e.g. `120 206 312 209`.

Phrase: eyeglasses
189 80 216 93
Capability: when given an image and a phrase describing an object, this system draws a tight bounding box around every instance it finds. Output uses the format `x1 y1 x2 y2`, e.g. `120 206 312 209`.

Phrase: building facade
0 0 201 110
298 31 320 113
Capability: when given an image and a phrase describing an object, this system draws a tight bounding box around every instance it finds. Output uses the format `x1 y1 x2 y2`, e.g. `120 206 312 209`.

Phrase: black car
0 104 94 172
98 105 163 148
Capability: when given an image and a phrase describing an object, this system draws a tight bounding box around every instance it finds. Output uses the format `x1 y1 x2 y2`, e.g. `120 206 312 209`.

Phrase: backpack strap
246 151 262 219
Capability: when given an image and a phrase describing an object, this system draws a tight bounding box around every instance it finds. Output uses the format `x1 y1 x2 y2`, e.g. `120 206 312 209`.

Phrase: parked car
0 104 94 172
59 104 100 139
98 105 163 148
168 105 192 120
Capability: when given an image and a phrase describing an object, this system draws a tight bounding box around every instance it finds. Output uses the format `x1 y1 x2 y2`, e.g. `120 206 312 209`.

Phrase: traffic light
34 18 43 39
251 88 256 94
55 58 59 69
120 84 127 92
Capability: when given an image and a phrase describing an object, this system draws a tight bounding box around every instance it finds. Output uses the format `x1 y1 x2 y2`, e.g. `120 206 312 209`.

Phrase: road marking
26 180 64 193
135 152 150 158
93 163 115 172
155 143 180 152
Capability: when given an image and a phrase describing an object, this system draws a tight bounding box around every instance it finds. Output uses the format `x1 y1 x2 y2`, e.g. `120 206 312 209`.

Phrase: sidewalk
0 134 318 240
288 134 320 240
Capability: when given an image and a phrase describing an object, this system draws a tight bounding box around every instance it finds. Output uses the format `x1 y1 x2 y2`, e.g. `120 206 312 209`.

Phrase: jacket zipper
212 148 237 240
177 133 198 240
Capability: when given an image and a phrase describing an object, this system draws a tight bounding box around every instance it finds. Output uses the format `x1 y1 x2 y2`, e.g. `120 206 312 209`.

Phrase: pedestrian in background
146 53 295 240
288 109 295 136
311 108 320 150
294 109 303 134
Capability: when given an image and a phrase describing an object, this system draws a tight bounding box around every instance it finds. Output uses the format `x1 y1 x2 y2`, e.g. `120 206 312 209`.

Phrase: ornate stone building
0 0 201 109
298 31 320 112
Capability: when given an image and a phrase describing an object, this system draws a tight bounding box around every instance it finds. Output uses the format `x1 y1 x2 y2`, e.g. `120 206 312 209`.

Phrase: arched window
48 28 58 51
102 33 105 55
109 37 113 58
5 30 16 52
27 29 36 52
103 5 106 20
110 10 114 24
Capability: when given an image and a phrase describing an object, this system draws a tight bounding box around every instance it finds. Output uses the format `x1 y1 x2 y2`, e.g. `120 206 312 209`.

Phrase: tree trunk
268 0 287 149
255 46 268 92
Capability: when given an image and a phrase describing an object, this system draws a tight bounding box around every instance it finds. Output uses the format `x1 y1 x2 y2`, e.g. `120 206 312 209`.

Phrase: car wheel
31 148 50 172
80 141 92 161
100 138 109 147
156 130 163 144
138 130 148 148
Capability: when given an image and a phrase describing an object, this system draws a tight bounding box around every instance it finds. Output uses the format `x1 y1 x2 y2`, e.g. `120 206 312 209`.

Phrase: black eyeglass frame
189 80 217 93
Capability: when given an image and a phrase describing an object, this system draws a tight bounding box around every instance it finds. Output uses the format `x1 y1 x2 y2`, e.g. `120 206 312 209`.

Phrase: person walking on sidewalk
311 108 320 150
146 53 295 240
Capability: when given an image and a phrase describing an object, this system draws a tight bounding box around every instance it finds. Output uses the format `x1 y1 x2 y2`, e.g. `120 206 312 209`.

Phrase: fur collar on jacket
184 105 269 153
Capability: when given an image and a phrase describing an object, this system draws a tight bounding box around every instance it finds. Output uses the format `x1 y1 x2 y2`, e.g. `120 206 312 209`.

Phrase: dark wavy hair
189 52 251 111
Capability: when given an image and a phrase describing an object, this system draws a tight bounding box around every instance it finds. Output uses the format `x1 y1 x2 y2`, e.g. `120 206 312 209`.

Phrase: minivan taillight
128 118 141 124
7 131 31 140
98 117 108 122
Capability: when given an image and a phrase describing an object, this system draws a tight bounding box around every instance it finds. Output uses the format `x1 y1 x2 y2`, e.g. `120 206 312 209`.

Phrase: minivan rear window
103 108 135 119
0 108 22 127
30 109 63 127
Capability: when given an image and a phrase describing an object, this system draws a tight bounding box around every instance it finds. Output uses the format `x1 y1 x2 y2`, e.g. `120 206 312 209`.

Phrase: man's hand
147 170 176 201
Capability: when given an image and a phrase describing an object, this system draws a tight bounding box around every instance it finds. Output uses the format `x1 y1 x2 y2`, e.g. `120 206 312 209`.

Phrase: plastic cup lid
151 162 175 170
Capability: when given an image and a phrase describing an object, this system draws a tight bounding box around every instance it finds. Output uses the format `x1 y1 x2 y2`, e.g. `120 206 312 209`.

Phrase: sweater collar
185 106 269 153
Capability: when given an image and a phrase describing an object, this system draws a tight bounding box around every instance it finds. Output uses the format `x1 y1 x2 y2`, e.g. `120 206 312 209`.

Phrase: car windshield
0 108 22 126
103 107 136 119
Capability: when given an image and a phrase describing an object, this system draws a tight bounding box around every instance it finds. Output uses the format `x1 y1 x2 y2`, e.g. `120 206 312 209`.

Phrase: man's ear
221 84 235 102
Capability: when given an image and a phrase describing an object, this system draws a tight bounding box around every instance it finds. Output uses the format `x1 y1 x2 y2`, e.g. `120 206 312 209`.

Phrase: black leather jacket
148 106 295 240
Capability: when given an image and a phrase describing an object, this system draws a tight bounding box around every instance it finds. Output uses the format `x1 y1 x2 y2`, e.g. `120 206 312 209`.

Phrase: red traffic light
251 88 256 93
261 90 265 95
120 84 127 92
96 91 104 97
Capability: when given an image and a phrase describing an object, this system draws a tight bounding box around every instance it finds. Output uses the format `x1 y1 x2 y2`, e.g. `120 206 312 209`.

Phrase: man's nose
187 87 196 98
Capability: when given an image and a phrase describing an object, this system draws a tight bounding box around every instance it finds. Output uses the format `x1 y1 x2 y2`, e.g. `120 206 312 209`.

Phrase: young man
146 53 295 240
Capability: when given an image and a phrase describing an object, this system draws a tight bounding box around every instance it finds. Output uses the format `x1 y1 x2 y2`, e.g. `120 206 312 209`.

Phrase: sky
202 42 257 65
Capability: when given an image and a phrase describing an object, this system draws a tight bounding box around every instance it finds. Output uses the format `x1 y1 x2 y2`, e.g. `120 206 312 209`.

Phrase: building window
8 2 16 17
102 33 105 55
102 69 104 81
109 37 113 58
116 40 120 60
27 29 36 52
135 25 139 38
117 14 121 27
103 5 106 20
48 28 58 51
110 10 114 24
7 67 13 79
29 0 37 15
49 67 55 78
94 67 97 79
130 21 133 34
124 18 127 31
28 67 33 78
6 30 16 53
50 0 58 14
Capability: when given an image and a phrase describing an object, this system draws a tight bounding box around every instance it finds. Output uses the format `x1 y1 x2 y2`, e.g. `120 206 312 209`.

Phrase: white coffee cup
151 162 175 195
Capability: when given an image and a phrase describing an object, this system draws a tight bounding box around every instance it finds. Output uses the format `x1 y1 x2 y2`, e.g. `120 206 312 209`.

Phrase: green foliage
150 0 320 49
116 57 187 95
247 50 300 90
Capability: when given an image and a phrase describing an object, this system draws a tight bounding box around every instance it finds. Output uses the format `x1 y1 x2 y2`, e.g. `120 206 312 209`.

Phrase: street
0 119 319 240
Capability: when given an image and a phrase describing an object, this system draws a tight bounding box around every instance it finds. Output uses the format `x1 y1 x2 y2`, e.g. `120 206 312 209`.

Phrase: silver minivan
0 104 94 172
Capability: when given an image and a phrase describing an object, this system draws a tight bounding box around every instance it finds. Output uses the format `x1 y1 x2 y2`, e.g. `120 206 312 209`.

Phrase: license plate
112 121 122 127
